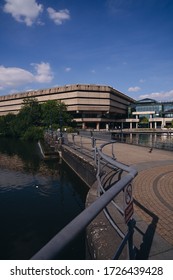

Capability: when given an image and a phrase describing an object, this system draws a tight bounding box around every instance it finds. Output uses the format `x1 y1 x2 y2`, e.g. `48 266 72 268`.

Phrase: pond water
113 132 173 151
0 138 88 260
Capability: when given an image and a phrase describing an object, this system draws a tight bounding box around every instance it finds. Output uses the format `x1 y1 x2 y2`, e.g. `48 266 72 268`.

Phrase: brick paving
133 165 173 246
66 136 173 259
103 143 173 258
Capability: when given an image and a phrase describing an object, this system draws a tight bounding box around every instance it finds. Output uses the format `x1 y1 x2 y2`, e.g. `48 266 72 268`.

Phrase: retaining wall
61 145 97 188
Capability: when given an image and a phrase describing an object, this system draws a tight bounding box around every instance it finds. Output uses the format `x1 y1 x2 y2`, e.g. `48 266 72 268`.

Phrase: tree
171 119 173 128
12 98 43 139
18 97 42 127
139 116 149 124
41 100 72 128
0 98 73 140
0 113 17 136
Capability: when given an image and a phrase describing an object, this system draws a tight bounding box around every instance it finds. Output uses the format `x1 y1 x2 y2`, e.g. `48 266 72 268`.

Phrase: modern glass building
127 98 173 129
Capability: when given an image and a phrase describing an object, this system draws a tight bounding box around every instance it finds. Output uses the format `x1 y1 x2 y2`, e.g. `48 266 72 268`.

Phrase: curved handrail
96 141 137 243
32 135 138 260
97 141 137 176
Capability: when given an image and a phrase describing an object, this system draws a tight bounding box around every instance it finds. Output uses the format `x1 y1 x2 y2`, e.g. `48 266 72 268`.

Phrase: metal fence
31 134 138 260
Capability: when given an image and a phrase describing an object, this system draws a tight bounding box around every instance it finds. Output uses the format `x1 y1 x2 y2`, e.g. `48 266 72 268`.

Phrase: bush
22 126 44 141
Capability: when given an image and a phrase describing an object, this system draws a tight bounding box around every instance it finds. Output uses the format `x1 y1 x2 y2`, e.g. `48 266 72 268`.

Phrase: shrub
22 126 44 141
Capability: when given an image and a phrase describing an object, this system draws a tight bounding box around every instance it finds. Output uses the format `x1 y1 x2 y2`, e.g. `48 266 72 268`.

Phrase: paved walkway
103 143 173 259
65 136 173 259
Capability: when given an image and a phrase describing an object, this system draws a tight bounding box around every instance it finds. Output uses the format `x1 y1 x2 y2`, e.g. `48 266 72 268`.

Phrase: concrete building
0 84 134 130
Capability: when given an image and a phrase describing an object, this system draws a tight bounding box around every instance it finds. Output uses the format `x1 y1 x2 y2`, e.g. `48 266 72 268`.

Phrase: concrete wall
61 145 97 188
0 84 134 117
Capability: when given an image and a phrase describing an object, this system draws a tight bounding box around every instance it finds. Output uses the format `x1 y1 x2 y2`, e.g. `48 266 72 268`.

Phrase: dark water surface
0 138 88 260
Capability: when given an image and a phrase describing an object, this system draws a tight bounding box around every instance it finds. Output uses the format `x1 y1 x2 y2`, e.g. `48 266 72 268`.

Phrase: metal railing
96 141 137 259
31 134 138 260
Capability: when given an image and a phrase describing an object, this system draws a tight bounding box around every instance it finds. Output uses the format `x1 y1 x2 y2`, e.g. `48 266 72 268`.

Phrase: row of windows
136 105 162 112
131 102 173 116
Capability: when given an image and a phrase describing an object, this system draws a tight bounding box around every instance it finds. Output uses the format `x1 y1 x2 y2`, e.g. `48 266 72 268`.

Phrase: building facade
0 84 134 130
127 98 173 129
2 85 172 130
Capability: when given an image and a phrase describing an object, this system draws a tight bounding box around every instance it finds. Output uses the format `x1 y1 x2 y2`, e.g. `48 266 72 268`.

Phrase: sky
0 0 173 101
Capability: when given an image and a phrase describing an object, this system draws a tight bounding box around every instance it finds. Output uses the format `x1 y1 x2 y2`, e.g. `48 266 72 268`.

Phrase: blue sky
0 0 173 101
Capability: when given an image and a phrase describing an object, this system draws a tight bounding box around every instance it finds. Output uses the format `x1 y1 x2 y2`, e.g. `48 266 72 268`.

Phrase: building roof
136 98 157 104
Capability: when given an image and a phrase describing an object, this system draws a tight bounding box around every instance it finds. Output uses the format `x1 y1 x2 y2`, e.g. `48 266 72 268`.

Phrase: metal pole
112 142 116 159
80 136 83 152
127 219 136 259
72 134 75 149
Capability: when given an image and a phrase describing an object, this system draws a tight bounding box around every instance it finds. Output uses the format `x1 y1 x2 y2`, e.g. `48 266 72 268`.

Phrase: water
0 138 88 260
113 132 173 151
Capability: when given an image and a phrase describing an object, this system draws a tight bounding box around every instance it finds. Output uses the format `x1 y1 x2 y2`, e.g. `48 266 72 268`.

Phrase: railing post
127 219 136 259
112 142 115 159
72 134 75 149
91 137 96 161
80 136 83 152
96 147 101 196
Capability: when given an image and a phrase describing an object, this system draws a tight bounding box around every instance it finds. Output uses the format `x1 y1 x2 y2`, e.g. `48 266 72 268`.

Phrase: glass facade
135 99 162 117
163 103 173 117
136 104 162 114
132 98 173 118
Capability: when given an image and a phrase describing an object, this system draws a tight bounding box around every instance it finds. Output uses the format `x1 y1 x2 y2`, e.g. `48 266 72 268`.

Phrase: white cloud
139 79 145 83
0 66 34 88
128 86 141 92
0 62 53 90
47 7 70 25
139 90 173 101
33 62 54 83
3 0 43 26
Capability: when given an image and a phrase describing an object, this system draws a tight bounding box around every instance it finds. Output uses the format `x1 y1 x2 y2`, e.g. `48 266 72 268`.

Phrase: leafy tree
139 116 149 123
171 119 173 128
18 97 42 127
22 126 44 141
0 113 17 136
41 100 72 128
0 98 73 140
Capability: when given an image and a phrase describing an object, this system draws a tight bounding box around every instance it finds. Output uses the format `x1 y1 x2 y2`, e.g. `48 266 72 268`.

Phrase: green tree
12 98 43 139
18 97 42 127
171 119 173 128
22 126 44 141
41 100 72 128
0 98 73 140
139 116 149 123
0 114 17 136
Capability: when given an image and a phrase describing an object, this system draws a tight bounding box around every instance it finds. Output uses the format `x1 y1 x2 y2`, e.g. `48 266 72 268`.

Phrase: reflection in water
0 138 88 260
114 133 173 150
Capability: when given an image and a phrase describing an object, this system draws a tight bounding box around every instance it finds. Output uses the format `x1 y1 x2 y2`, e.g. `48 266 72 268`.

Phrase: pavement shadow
133 199 159 260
